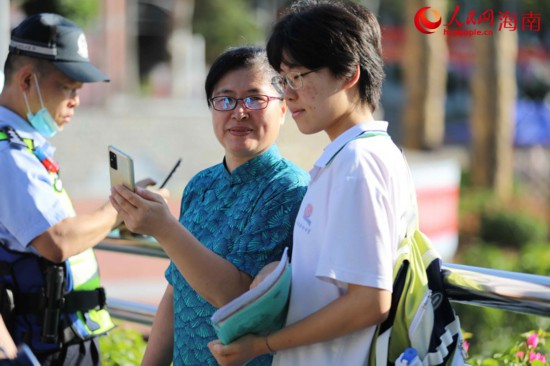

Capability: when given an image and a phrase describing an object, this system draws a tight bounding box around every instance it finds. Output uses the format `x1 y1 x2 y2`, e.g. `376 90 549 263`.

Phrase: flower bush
470 329 549 365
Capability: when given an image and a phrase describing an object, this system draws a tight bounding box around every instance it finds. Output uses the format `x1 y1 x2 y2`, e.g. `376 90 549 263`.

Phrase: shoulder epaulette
0 126 32 149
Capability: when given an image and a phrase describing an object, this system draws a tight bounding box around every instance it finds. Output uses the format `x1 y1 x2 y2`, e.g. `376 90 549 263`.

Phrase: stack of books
211 248 292 344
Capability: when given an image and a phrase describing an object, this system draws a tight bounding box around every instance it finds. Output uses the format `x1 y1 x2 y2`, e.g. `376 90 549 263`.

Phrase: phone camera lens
109 151 118 170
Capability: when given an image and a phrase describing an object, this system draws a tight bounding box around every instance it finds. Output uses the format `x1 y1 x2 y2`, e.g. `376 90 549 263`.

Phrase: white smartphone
108 145 135 191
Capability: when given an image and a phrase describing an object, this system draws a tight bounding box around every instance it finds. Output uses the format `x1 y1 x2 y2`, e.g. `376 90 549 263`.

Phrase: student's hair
267 0 385 111
4 54 55 85
204 46 278 107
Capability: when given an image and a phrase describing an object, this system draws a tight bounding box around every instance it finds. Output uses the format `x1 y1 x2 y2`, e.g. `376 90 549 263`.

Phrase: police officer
0 13 156 365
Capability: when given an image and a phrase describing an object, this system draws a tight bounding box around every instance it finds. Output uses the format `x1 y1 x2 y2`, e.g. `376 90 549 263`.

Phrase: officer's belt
14 287 107 314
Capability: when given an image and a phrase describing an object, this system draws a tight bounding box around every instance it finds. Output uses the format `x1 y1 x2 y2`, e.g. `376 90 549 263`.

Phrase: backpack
367 161 466 365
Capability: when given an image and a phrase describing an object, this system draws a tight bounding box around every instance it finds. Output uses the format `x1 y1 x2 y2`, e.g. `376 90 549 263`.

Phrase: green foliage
99 327 147 366
458 187 502 218
458 185 548 249
469 329 549 365
455 239 550 358
520 242 550 276
57 0 99 29
193 0 264 64
16 0 99 29
458 240 519 270
455 303 546 358
479 210 548 249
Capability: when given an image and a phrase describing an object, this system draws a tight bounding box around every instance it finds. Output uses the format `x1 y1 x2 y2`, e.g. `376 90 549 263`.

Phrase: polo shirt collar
0 106 55 155
223 144 282 184
314 121 389 168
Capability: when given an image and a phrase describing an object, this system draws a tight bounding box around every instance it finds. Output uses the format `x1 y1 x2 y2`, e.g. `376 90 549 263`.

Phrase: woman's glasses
209 95 283 111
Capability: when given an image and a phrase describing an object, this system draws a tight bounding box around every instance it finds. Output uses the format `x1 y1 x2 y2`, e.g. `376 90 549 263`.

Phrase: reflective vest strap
0 130 34 150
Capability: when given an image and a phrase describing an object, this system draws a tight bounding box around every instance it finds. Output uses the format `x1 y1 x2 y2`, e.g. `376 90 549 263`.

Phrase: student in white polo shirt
208 1 419 365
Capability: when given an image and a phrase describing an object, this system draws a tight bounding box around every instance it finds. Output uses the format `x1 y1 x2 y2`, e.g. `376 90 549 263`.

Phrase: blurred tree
192 0 263 64
402 0 449 150
470 0 518 199
16 0 99 28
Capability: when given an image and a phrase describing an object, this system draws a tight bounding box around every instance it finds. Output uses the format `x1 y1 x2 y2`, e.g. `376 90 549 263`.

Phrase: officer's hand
136 178 170 202
135 178 156 189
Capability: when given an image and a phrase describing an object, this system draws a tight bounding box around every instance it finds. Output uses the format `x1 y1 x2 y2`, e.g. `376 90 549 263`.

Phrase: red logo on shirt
303 204 313 226
304 204 313 218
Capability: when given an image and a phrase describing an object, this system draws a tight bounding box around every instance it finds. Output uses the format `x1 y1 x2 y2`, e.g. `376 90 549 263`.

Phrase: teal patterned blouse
166 145 309 366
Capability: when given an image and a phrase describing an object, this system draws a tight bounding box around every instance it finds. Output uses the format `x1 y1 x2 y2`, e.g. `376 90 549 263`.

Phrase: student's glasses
209 95 283 111
271 70 318 94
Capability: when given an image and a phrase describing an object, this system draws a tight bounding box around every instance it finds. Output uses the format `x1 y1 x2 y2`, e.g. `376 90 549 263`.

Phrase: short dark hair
3 53 55 85
266 0 385 111
204 46 277 107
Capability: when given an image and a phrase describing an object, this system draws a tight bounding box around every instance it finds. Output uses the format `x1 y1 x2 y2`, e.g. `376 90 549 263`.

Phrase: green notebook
211 248 291 344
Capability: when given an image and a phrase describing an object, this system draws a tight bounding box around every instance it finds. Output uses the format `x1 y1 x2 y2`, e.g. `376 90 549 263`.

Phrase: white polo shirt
273 121 416 366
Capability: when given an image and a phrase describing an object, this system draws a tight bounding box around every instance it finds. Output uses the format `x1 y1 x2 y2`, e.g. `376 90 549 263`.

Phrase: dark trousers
37 338 100 366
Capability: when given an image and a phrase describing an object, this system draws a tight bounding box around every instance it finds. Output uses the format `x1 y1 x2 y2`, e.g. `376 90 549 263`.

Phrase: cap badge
77 33 89 59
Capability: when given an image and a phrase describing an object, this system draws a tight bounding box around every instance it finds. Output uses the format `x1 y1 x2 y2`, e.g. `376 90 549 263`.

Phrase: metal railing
97 236 550 325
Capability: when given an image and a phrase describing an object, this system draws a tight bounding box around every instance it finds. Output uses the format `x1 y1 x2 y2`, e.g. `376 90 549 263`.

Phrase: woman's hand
249 261 280 289
110 183 172 237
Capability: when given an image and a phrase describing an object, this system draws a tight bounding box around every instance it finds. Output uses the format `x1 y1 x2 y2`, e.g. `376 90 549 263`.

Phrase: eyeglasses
209 95 283 111
271 70 318 94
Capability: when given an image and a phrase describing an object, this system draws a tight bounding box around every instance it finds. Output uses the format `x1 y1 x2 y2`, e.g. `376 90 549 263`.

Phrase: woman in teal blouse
110 46 309 366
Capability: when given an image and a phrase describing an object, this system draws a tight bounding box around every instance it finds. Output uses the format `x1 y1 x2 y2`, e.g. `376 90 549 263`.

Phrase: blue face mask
23 74 59 138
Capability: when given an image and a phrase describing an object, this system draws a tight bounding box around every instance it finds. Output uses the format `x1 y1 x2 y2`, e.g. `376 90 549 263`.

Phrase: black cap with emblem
9 13 109 83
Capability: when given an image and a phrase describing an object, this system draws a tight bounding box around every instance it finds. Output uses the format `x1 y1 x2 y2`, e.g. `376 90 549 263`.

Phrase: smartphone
109 145 135 191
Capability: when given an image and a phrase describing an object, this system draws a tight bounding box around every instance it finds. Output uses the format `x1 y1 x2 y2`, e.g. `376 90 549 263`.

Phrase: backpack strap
326 130 389 167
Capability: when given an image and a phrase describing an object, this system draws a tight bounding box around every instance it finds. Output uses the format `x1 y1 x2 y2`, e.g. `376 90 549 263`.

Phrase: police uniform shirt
0 106 73 254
